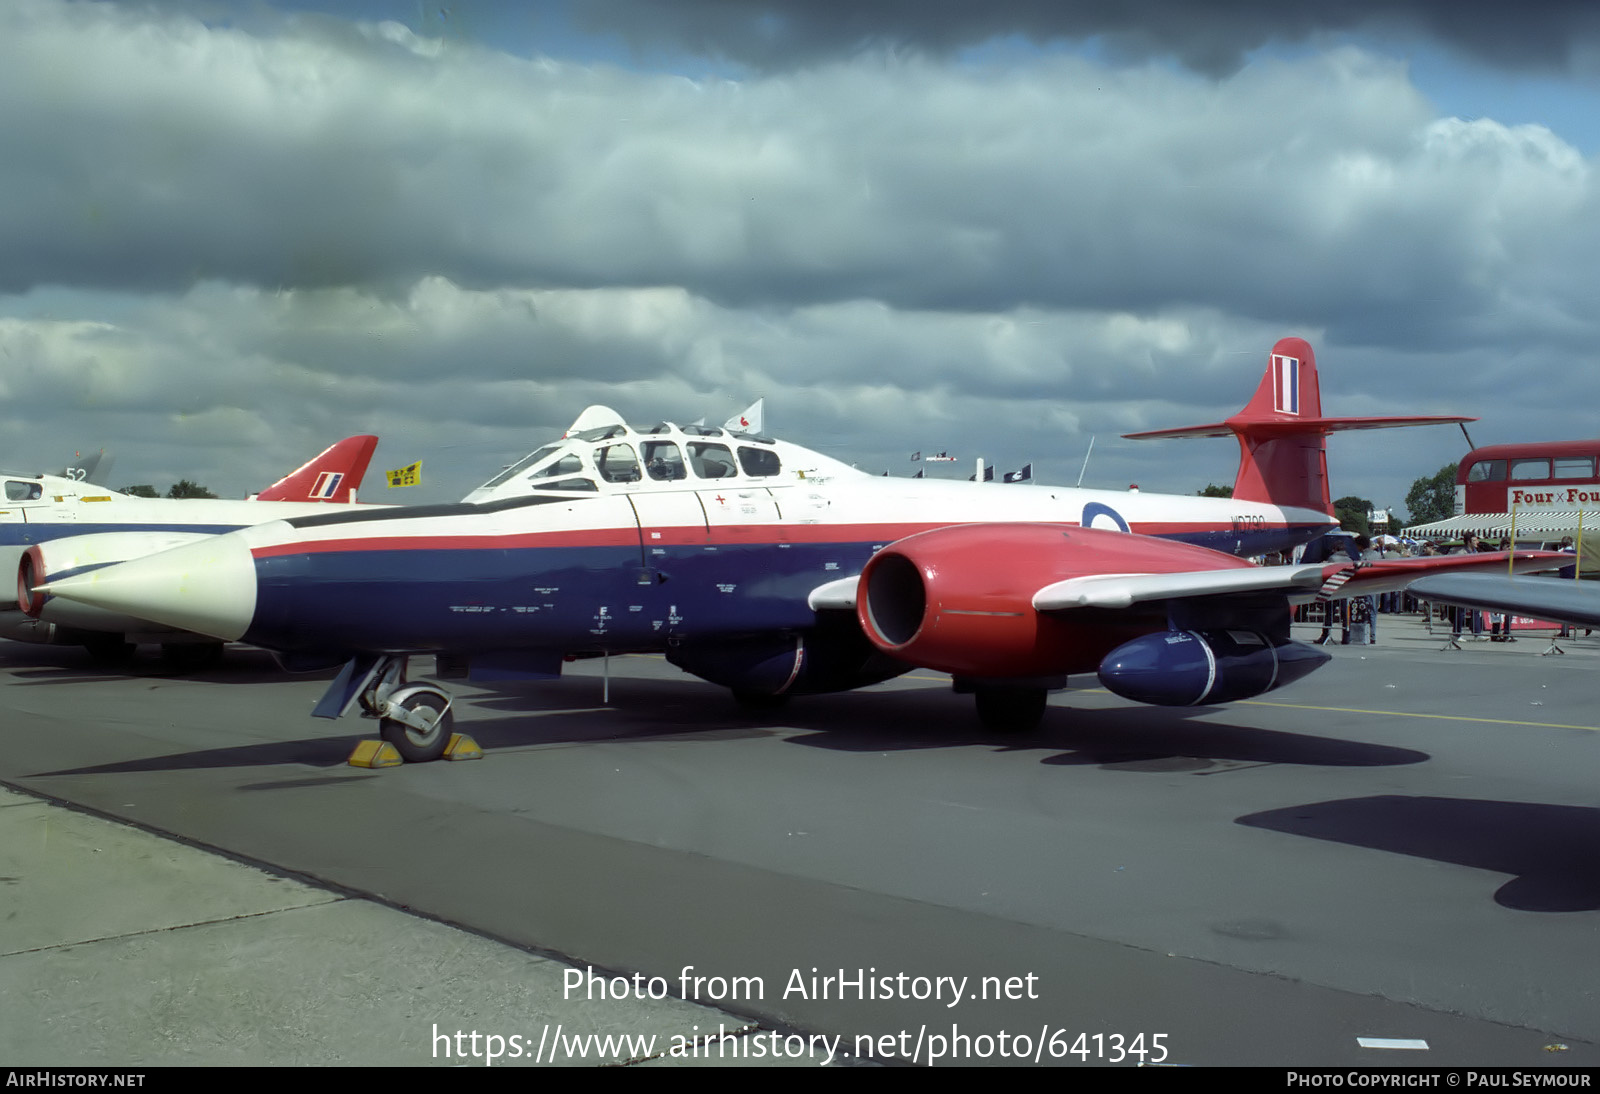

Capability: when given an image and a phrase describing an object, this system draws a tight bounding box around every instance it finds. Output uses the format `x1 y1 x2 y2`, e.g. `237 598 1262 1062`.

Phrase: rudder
1124 338 1470 516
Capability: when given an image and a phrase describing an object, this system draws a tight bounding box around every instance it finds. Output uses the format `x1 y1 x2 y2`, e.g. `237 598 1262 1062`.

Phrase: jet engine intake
856 524 1158 678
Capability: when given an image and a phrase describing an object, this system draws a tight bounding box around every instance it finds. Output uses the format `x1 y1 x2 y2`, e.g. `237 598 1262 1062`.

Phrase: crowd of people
1268 532 1582 646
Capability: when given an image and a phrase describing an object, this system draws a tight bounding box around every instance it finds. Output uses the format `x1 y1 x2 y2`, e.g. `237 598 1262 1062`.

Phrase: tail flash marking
311 472 344 500
1273 354 1300 416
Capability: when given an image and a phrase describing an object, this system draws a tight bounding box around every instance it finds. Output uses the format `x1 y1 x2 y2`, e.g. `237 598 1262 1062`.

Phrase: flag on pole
386 460 422 488
724 398 764 434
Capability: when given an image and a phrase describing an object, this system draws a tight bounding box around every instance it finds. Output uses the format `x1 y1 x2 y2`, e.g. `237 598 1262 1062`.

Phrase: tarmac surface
3 609 1600 1067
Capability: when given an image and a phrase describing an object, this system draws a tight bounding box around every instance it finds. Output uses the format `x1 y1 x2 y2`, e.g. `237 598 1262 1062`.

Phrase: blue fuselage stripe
0 522 241 546
242 523 1332 654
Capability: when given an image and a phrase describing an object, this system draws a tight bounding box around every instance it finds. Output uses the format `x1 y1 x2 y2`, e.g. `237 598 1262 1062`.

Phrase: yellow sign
386 460 422 488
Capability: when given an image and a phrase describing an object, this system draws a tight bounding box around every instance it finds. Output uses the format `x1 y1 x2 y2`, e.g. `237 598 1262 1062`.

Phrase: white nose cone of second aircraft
37 530 260 642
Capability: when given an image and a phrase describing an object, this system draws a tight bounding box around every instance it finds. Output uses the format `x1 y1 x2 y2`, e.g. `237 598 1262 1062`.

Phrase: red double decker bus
1456 441 1600 515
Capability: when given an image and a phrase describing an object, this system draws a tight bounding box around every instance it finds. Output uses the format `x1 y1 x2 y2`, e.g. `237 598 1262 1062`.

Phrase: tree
1197 483 1233 498
166 479 217 499
1333 494 1373 536
118 485 159 498
1404 463 1458 526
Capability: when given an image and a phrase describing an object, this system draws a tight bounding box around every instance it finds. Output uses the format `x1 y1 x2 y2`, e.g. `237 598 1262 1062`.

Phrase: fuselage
35 418 1335 658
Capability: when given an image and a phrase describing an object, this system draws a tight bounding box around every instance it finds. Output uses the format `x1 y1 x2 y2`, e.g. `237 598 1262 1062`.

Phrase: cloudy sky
3 0 1598 516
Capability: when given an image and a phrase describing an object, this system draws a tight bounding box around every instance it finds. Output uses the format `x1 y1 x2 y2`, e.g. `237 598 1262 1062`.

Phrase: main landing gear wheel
379 692 454 763
731 688 791 712
974 687 1048 733
160 642 224 672
82 633 136 666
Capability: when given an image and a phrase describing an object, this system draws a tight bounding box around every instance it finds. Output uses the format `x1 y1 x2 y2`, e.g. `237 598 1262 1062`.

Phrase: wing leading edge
1407 574 1600 629
809 551 1564 617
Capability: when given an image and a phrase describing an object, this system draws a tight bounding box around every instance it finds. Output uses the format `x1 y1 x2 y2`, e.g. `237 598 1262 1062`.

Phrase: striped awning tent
1404 509 1599 570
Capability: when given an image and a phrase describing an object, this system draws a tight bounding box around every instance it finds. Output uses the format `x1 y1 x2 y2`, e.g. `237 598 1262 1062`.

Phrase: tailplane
255 434 378 503
1124 338 1472 514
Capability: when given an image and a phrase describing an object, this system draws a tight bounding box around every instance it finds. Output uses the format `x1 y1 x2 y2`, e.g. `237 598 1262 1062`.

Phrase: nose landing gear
315 654 457 763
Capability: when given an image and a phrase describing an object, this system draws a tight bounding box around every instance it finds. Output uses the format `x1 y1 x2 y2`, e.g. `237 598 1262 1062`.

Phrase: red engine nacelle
855 523 1256 678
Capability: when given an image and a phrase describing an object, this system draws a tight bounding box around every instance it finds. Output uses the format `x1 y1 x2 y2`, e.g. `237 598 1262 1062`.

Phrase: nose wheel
378 691 454 763
339 655 456 763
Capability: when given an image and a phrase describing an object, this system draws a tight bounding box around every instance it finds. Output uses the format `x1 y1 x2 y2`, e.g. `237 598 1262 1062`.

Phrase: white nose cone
39 533 258 641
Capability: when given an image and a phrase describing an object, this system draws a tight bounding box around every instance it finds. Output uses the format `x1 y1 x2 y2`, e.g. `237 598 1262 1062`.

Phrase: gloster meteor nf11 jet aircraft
25 339 1557 759
4 434 377 663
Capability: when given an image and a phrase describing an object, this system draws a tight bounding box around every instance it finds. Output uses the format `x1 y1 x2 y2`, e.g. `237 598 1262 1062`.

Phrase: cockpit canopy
464 407 788 503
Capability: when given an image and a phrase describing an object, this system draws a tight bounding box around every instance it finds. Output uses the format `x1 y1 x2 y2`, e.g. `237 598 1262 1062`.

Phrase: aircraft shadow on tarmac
22 668 1426 779
1237 796 1600 912
461 674 1429 770
29 733 383 778
2 645 334 686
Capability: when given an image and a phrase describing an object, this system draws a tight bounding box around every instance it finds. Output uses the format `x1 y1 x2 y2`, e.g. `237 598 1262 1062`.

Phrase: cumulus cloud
3 4 1595 351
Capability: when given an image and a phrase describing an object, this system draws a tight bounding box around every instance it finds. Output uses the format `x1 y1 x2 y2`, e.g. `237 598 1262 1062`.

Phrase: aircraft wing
1030 554 1556 609
255 435 378 503
1033 566 1325 609
1302 551 1565 602
810 551 1564 615
1407 574 1600 628
814 563 1321 615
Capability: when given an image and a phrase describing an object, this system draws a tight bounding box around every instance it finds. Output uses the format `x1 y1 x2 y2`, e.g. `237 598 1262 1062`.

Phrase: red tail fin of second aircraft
255 435 378 504
1124 338 1472 515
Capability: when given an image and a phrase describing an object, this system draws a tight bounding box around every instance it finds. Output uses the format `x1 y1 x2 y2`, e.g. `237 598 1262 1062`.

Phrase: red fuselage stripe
248 519 1306 559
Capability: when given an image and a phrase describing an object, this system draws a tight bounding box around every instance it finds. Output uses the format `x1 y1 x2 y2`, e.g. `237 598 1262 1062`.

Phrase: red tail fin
1125 338 1472 514
255 435 378 503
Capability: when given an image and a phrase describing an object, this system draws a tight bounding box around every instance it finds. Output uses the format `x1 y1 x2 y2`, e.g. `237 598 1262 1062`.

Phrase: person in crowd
1557 536 1579 639
1353 534 1379 644
1488 537 1517 641
1450 534 1484 640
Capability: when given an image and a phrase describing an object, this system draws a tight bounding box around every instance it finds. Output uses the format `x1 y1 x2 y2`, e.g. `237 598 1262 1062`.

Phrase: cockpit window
738 446 781 478
532 477 599 493
595 443 642 483
528 454 585 479
688 442 738 479
479 445 562 489
642 441 687 481
681 425 725 438
5 481 42 502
